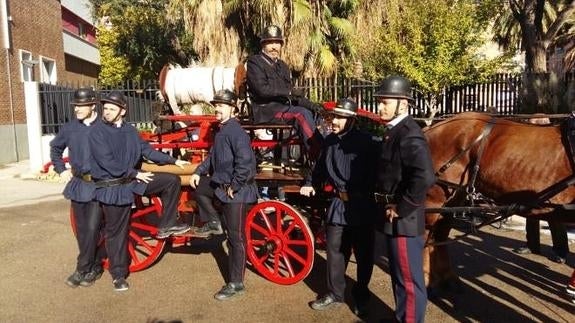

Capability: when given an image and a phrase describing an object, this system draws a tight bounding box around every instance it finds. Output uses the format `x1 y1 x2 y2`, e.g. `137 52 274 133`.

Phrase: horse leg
424 186 461 292
429 215 462 290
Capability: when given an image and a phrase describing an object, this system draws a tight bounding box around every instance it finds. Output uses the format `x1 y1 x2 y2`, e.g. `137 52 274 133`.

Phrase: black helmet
260 25 284 44
101 91 127 109
331 98 358 117
210 89 237 106
71 87 96 106
373 75 413 101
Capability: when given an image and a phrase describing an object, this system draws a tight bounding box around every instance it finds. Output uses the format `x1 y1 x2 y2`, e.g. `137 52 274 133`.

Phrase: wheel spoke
249 222 271 236
131 206 157 219
280 251 295 277
129 231 155 253
273 252 280 275
255 253 268 266
250 239 266 246
284 246 308 266
281 220 297 237
275 208 283 233
127 243 140 264
258 212 276 234
286 240 308 246
131 221 157 233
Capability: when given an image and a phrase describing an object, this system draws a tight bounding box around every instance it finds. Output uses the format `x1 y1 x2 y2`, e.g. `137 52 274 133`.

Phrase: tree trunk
520 0 550 113
522 41 552 113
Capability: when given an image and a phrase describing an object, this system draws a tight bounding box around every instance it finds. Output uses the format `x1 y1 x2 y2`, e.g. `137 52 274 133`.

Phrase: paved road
0 197 574 323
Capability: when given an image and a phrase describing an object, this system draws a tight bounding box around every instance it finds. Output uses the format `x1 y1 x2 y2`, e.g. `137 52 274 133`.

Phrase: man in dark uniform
300 98 378 316
50 87 105 288
190 89 258 301
246 25 318 152
374 76 435 323
89 91 191 291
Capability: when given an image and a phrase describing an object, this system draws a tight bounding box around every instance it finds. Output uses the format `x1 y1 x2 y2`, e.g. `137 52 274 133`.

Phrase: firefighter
246 24 320 154
89 91 191 291
190 89 258 301
374 75 435 323
300 98 378 317
50 87 105 288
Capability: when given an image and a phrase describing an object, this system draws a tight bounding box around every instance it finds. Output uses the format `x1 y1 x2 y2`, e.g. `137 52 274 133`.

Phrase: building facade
0 0 99 165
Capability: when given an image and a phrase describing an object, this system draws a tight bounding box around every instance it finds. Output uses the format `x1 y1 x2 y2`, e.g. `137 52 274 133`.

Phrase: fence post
24 81 43 172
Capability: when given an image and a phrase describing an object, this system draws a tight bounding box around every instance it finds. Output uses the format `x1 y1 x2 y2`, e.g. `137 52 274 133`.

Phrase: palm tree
491 0 575 112
166 0 358 76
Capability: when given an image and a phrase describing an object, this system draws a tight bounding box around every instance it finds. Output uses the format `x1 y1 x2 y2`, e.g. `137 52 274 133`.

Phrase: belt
336 191 372 202
374 192 395 205
74 173 93 182
93 177 132 188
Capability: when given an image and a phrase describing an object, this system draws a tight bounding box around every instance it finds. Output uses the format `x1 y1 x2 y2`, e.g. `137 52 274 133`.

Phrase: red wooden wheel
128 195 166 271
245 200 315 285
68 195 166 272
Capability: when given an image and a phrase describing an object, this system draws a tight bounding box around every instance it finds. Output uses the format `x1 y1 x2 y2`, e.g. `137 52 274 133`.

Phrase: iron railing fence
294 73 525 117
39 72 574 134
39 80 159 134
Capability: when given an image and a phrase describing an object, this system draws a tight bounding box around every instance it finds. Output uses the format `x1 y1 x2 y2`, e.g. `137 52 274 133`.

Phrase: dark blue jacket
49 117 100 202
89 121 176 205
308 127 379 226
377 116 436 236
246 53 291 105
246 53 295 123
194 118 257 203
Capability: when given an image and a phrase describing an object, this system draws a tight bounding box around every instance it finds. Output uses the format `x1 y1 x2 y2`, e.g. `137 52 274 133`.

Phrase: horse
422 111 575 288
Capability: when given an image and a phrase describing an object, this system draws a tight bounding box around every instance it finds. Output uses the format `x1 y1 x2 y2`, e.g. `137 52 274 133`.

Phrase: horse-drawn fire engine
46 64 575 290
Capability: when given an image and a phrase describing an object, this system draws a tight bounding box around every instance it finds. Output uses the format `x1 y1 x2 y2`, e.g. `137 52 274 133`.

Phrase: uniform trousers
326 224 375 302
525 218 568 257
195 179 249 283
194 175 222 226
221 202 249 283
385 234 427 323
100 172 182 280
101 203 131 280
144 172 182 229
253 104 316 150
272 105 315 150
71 200 103 273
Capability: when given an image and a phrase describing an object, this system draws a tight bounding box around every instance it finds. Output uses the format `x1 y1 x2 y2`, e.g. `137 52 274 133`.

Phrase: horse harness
434 117 497 207
428 115 575 246
425 114 575 246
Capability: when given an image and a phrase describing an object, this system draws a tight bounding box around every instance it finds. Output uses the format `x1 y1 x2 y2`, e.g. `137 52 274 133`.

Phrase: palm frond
316 46 338 74
291 0 312 27
328 17 354 38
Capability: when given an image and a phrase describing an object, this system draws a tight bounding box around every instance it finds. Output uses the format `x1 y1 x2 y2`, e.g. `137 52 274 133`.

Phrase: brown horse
422 112 575 287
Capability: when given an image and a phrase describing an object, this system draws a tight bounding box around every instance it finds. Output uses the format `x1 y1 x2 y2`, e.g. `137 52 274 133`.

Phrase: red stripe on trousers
570 269 575 287
397 236 416 323
274 112 314 139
